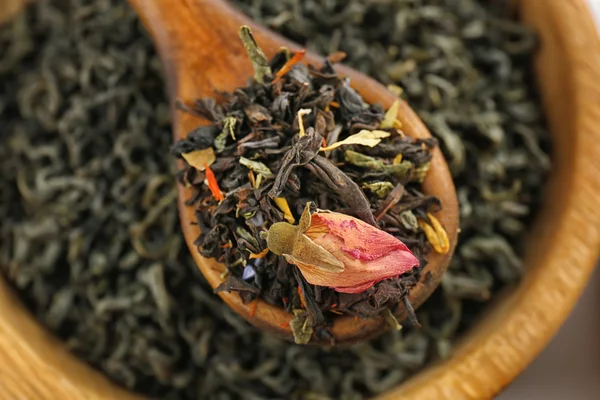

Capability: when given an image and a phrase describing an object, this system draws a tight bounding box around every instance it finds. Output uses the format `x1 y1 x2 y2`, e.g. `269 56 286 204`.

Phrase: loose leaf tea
0 0 550 399
174 28 441 341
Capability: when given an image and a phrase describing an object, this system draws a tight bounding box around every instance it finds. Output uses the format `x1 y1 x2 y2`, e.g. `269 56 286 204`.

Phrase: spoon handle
128 0 283 135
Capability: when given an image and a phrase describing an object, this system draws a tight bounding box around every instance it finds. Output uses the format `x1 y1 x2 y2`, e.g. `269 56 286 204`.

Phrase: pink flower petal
293 211 419 293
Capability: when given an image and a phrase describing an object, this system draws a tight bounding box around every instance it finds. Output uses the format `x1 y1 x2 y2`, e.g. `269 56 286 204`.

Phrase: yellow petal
254 173 263 189
387 84 404 97
427 212 450 254
274 197 295 224
393 154 403 165
418 214 450 254
380 100 400 129
181 147 216 171
320 129 390 152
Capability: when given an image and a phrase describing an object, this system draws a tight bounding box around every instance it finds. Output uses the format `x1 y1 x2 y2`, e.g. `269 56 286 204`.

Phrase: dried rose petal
265 204 419 294
300 211 419 293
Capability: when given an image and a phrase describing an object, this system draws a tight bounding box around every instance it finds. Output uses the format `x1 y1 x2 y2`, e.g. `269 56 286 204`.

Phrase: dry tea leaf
181 147 216 171
238 25 271 83
239 157 273 177
362 181 395 198
413 161 431 183
319 129 390 151
214 116 237 152
290 309 313 344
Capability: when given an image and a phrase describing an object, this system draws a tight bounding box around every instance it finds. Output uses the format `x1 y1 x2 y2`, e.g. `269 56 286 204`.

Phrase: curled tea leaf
214 116 237 152
236 227 260 250
362 181 395 198
412 161 431 183
238 26 271 84
344 150 413 179
400 211 419 232
344 150 384 169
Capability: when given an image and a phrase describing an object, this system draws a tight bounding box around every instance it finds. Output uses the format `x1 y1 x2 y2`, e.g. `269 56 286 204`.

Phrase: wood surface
0 0 598 399
128 0 459 344
0 0 26 25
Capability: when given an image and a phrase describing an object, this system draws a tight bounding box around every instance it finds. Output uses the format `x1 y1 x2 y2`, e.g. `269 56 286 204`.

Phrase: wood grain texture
0 278 144 400
0 0 26 25
128 0 459 344
0 0 598 399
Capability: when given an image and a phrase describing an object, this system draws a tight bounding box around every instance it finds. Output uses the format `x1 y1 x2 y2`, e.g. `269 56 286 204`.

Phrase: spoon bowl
129 0 459 344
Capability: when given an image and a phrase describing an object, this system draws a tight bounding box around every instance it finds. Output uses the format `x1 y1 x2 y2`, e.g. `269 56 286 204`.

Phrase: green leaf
362 181 395 198
214 116 237 152
239 157 273 177
290 309 313 344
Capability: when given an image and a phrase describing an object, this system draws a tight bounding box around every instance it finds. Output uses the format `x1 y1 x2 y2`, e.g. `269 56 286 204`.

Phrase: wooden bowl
1 0 600 398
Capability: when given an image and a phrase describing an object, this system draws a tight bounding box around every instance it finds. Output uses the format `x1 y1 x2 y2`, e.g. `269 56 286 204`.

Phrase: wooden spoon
129 0 459 345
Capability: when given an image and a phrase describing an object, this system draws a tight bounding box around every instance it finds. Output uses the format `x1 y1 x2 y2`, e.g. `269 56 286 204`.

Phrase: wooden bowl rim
378 0 600 398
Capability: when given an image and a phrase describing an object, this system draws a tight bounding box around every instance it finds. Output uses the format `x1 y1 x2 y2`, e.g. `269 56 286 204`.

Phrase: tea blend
0 0 550 399
173 29 445 343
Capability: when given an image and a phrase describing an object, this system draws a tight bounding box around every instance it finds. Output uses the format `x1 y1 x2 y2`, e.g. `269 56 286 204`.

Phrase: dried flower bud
266 203 419 293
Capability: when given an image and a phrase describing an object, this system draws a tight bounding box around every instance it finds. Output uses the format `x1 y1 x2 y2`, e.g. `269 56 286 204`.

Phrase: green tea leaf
384 161 413 180
362 181 395 198
238 26 271 84
344 150 384 169
399 210 419 231
236 227 260 250
345 150 412 179
412 161 431 183
239 157 273 177
214 116 237 152
290 309 313 344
